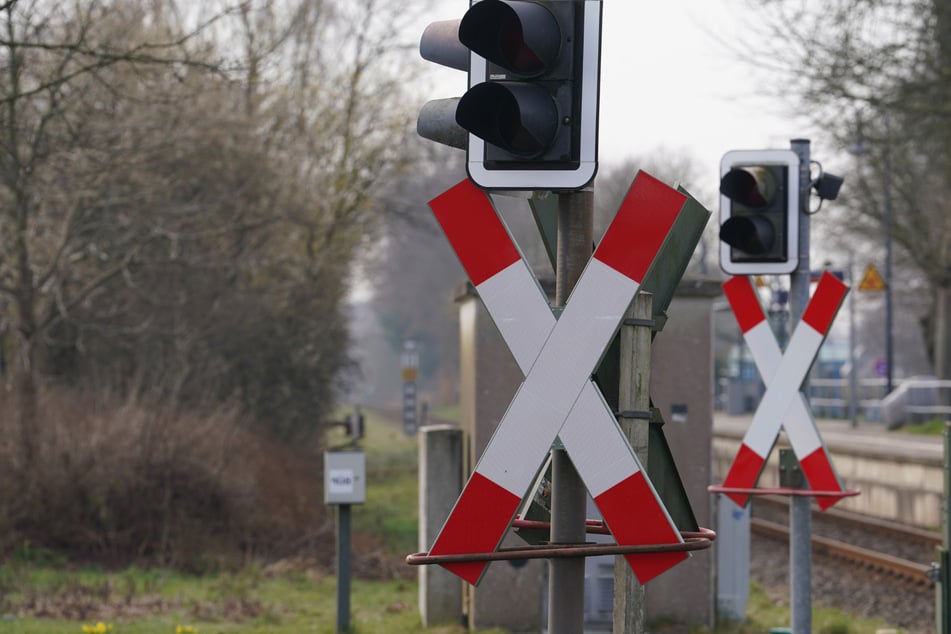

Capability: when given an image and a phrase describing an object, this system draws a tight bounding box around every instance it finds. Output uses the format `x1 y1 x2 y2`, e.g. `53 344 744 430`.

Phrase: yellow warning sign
858 263 887 292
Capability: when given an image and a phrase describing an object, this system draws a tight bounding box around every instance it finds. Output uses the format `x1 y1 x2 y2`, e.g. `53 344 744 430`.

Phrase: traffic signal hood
418 0 602 191
718 149 800 276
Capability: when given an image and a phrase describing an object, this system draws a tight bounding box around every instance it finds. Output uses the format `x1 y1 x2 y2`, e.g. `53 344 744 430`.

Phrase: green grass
429 405 459 424
356 410 420 554
710 582 903 633
0 407 911 633
902 417 948 435
0 410 460 634
0 572 905 634
0 566 477 633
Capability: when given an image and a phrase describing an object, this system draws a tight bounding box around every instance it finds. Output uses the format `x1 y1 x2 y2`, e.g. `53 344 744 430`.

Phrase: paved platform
714 412 944 465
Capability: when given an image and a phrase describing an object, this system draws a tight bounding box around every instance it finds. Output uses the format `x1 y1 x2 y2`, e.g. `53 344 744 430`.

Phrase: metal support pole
613 292 653 633
882 115 895 396
848 251 858 428
788 138 813 634
337 504 352 633
548 188 594 634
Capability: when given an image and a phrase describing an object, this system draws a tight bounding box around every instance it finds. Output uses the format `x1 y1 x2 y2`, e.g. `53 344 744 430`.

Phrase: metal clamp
616 409 651 420
623 317 656 328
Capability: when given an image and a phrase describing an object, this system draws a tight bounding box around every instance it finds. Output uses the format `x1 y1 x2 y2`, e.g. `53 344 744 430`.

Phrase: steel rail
752 517 934 585
756 493 943 547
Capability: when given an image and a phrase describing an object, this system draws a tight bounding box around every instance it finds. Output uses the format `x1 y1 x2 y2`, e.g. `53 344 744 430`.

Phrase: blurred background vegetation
0 0 948 587
0 0 428 568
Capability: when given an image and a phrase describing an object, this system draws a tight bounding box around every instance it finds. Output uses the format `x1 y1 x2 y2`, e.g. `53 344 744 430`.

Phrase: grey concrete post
715 498 750 621
418 425 464 626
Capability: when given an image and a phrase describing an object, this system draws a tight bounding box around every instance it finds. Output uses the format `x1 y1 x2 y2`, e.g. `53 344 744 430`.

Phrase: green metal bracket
643 187 711 331
779 448 806 489
648 408 699 532
594 187 709 406
516 408 702 541
529 185 710 326
529 193 559 271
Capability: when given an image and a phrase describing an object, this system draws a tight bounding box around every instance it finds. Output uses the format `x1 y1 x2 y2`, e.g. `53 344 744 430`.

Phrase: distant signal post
401 340 419 436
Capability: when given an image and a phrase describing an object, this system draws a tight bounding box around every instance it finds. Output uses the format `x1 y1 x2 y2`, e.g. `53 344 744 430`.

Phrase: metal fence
808 376 951 425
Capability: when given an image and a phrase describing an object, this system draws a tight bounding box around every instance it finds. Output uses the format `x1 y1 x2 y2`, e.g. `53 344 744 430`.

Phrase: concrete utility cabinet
456 282 546 633
418 425 464 626
715 499 751 620
647 278 720 627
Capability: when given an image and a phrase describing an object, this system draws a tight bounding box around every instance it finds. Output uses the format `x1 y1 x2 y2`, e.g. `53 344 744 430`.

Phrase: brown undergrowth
0 385 331 571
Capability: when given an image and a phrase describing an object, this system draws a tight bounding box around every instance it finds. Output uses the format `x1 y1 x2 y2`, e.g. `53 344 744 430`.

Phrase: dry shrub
0 386 331 570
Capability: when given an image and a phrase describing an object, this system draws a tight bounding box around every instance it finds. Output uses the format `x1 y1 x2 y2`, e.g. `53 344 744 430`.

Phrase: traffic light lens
720 168 773 209
500 22 544 75
457 82 559 157
720 215 775 255
460 0 561 77
497 98 538 153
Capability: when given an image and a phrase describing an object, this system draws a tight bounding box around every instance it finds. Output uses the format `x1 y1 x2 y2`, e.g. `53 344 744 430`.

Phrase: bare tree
0 0 230 465
0 0 422 458
743 0 951 377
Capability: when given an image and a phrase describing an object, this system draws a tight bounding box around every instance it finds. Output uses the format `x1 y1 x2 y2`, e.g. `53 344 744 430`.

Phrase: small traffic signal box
719 149 800 275
419 0 602 191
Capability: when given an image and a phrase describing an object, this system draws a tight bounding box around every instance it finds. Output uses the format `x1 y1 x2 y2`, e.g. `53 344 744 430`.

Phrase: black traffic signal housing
418 0 602 191
718 150 800 275
347 411 365 440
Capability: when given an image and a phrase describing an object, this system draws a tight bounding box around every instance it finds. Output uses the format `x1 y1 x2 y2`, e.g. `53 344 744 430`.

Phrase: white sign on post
329 469 356 495
324 451 366 505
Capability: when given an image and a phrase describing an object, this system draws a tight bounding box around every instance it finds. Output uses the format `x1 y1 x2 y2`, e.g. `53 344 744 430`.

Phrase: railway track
751 496 940 587
752 517 935 585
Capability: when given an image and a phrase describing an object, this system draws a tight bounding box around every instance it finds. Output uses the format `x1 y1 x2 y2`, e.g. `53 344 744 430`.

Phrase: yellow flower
80 623 113 634
175 626 198 634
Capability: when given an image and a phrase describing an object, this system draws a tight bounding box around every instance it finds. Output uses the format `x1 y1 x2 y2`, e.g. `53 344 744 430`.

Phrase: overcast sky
402 2 921 376
414 0 837 187
599 2 800 170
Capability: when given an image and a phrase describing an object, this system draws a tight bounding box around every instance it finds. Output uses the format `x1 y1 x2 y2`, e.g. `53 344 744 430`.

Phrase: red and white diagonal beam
721 273 848 509
427 174 688 585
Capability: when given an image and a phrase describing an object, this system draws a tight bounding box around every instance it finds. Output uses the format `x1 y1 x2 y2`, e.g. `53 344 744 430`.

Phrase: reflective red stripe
429 180 520 287
595 471 688 583
723 276 767 334
594 171 685 283
801 272 849 335
799 448 841 511
721 443 766 508
428 471 522 585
